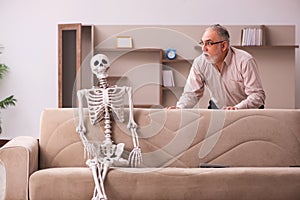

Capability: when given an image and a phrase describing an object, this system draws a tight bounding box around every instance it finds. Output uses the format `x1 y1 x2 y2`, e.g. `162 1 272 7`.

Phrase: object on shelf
162 70 175 87
166 48 177 60
116 36 133 48
241 25 266 46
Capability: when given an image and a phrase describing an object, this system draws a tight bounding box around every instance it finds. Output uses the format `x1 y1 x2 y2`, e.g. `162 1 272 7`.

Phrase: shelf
162 58 193 63
96 47 162 52
162 86 184 90
194 45 299 50
233 45 299 48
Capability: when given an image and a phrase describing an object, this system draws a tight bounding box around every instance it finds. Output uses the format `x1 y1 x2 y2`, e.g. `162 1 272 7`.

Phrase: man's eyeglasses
199 40 225 47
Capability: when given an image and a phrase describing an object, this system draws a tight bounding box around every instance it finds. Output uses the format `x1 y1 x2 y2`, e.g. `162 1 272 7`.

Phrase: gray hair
206 24 230 43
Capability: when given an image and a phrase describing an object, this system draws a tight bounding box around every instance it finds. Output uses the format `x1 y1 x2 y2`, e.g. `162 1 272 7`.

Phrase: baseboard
0 139 9 148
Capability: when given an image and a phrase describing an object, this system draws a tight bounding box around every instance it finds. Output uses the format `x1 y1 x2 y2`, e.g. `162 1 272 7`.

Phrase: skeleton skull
90 54 110 79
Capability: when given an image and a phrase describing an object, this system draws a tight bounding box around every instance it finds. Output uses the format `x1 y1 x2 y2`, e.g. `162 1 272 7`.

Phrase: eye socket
94 60 99 66
102 59 107 64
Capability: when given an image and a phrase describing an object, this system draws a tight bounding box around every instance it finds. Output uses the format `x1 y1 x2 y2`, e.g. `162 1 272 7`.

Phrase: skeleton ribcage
86 86 127 125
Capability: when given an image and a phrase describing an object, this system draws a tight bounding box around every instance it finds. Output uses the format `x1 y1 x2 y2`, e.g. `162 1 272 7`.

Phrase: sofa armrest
0 136 38 200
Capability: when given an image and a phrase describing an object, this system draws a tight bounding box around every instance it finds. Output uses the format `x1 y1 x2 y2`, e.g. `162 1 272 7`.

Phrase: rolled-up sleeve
234 58 266 109
176 59 205 108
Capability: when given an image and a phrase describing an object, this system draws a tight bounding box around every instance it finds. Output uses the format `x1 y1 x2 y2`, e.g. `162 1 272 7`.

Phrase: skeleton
76 54 142 200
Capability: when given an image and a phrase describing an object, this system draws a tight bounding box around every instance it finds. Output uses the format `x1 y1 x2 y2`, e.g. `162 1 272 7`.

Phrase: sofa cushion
29 167 94 200
29 167 300 200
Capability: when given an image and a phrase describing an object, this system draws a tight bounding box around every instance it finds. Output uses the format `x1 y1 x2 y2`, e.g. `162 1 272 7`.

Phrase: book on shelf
241 25 266 46
162 70 175 87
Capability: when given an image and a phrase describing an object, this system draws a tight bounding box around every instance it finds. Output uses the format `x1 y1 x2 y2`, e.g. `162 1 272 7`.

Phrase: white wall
0 0 299 139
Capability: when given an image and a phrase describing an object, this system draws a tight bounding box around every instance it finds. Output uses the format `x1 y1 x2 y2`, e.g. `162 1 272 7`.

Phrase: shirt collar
223 47 233 66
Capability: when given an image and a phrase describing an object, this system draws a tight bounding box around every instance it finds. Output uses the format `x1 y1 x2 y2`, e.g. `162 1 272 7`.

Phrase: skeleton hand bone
129 146 142 167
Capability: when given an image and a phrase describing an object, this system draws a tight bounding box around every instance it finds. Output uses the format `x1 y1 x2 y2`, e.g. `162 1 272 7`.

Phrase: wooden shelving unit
59 24 298 109
58 23 93 108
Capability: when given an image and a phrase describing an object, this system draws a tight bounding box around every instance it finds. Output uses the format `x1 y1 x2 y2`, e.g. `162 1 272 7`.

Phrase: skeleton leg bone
97 163 108 200
86 159 105 200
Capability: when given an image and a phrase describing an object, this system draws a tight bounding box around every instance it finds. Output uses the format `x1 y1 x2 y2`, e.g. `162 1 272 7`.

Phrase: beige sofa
1 108 300 200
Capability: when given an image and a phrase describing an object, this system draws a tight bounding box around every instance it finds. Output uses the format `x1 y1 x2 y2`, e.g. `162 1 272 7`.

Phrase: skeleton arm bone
125 87 142 167
126 87 139 146
76 89 87 134
76 89 93 158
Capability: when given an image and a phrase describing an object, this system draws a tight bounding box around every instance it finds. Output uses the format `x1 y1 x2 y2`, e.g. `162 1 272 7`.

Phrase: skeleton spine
98 78 109 89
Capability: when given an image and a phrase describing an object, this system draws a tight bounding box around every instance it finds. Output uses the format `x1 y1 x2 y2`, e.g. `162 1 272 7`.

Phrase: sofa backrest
39 108 300 169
